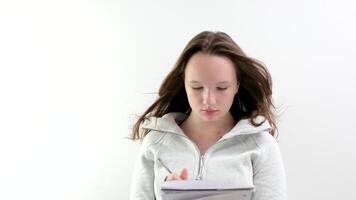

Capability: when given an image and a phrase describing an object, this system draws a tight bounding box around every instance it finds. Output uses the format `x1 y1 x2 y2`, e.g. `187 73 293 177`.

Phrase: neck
182 112 236 137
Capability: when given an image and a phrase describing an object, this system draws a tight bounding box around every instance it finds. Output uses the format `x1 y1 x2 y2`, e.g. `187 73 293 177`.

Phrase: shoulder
251 131 277 148
249 132 283 169
140 130 167 148
249 131 281 159
136 130 168 160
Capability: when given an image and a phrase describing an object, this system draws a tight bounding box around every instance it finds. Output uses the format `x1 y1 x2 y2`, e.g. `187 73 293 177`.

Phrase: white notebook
161 180 254 200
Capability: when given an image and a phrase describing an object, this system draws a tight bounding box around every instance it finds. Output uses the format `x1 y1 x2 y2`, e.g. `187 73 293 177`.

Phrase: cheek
222 91 237 102
186 90 201 102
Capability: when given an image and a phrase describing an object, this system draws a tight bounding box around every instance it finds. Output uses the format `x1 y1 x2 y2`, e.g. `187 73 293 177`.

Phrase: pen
158 158 172 174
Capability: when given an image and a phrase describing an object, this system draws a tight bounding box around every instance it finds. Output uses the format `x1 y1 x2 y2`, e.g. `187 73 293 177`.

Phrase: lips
202 109 218 112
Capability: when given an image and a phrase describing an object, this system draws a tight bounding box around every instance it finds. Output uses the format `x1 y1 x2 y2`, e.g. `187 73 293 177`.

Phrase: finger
180 168 189 180
165 174 174 181
165 173 182 181
172 173 182 180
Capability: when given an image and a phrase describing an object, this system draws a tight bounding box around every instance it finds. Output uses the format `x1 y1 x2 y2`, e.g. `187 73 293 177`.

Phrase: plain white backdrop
1 0 355 199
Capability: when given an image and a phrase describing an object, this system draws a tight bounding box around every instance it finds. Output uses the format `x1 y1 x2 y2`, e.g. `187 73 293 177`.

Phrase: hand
164 168 188 181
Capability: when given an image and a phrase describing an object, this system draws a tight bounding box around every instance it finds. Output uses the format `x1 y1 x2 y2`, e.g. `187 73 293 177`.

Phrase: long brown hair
130 31 278 140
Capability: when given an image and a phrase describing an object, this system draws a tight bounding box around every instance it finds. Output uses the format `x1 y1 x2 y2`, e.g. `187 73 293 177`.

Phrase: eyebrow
189 80 230 84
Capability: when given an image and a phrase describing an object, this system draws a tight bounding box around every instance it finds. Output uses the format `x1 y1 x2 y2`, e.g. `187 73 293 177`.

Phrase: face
184 52 239 122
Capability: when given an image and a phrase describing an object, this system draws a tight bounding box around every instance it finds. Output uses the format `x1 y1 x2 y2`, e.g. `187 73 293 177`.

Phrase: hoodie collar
141 112 188 136
141 112 272 139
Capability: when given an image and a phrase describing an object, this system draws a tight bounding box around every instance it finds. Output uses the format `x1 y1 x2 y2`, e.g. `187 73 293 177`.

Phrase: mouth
201 109 218 113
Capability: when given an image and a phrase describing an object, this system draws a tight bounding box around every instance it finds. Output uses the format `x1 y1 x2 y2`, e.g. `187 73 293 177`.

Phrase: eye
217 87 227 90
192 87 203 90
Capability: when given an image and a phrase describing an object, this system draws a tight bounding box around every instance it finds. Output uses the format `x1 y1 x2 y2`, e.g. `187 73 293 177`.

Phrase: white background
1 0 356 199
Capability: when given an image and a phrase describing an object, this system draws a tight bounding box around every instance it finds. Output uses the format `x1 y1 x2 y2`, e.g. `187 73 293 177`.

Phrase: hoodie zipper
196 154 205 180
181 136 226 180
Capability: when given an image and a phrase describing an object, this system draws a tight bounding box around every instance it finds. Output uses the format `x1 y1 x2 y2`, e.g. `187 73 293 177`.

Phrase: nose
202 89 216 106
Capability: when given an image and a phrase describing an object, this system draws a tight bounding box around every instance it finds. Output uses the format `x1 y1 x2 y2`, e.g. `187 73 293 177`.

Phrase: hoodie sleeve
129 134 157 200
252 132 287 200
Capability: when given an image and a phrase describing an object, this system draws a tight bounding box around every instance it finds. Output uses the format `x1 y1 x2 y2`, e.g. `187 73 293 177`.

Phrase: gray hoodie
130 112 287 200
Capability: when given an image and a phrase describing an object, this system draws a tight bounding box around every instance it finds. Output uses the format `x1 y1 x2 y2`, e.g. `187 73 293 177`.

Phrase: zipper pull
196 154 205 180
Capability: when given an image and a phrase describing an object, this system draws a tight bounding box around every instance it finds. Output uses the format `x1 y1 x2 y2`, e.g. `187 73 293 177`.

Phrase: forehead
184 52 237 83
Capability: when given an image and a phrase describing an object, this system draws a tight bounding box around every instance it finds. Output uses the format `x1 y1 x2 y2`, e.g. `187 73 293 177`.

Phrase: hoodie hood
141 112 272 140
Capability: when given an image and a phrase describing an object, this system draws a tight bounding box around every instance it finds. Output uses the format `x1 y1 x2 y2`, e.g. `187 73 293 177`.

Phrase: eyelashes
192 87 227 91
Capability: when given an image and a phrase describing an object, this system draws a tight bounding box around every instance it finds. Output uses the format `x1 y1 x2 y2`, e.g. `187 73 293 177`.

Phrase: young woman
129 31 286 200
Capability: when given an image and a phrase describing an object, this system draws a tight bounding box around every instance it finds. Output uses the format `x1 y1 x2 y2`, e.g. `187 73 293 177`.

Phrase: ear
235 82 240 94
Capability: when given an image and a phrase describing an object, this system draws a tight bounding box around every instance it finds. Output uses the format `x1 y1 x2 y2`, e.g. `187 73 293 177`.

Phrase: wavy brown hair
130 31 278 140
